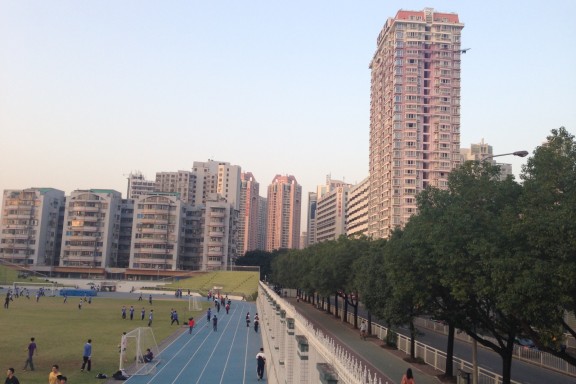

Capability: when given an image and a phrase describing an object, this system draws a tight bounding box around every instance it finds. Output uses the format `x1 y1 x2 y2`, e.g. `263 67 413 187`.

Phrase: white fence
258 283 385 384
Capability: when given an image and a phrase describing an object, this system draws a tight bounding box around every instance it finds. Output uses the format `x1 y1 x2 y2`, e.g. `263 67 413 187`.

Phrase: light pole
481 150 528 161
471 149 527 384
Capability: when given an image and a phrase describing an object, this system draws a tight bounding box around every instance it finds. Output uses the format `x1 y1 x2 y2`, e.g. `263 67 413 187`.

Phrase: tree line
265 127 576 384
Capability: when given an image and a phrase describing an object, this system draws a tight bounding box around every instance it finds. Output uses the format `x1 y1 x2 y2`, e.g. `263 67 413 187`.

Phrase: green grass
164 271 259 298
0 294 208 384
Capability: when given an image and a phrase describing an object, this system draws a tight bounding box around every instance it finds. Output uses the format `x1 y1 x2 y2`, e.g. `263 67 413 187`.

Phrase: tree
518 127 576 364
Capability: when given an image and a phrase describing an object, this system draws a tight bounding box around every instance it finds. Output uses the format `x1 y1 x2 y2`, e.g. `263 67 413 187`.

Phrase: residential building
368 8 464 238
192 160 242 210
60 189 122 268
346 177 370 238
129 193 184 271
238 172 260 257
155 171 196 204
461 140 513 180
306 192 317 246
117 198 134 268
127 172 156 199
316 183 351 243
0 188 65 267
257 196 268 251
266 175 302 251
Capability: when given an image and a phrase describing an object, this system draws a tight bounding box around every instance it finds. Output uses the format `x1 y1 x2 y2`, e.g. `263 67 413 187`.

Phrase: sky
1 1 575 208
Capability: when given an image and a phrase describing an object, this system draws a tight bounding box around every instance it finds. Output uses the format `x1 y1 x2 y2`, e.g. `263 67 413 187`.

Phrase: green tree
518 127 576 364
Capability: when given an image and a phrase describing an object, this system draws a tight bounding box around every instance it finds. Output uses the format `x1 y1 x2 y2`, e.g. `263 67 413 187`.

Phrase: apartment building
192 160 242 210
368 8 463 239
0 188 65 267
127 172 156 199
60 189 122 268
238 172 260 257
155 170 196 204
460 140 513 180
316 183 351 243
346 177 370 238
266 175 301 251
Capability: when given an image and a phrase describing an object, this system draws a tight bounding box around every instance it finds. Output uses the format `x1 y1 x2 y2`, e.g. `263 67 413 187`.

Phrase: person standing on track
212 315 218 331
207 308 212 322
256 347 266 381
246 312 251 327
188 317 195 334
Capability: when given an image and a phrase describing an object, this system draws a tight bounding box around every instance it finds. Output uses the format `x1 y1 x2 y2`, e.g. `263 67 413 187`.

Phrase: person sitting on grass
143 349 154 363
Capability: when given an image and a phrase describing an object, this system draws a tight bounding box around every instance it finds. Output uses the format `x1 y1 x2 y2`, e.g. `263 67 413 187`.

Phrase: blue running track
125 300 265 384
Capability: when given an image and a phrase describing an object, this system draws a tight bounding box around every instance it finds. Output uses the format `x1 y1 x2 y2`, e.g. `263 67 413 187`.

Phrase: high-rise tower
266 175 301 251
368 8 464 238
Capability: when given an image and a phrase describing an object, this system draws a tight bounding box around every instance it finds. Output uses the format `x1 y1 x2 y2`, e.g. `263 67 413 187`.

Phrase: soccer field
0 290 206 384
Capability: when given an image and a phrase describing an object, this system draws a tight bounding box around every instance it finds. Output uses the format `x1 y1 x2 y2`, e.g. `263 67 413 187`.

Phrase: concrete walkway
290 298 441 384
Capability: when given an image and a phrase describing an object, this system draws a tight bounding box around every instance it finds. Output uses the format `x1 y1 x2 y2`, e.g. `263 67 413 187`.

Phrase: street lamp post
471 149 527 384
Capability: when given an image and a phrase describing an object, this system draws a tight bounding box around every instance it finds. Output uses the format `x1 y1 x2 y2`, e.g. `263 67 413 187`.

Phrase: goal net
119 327 159 375
189 293 202 311
13 281 57 297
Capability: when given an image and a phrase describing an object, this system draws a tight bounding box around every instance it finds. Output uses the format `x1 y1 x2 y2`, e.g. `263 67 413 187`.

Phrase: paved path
290 298 441 384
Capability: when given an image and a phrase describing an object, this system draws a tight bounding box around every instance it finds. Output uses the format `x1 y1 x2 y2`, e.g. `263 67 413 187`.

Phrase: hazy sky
1 1 575 204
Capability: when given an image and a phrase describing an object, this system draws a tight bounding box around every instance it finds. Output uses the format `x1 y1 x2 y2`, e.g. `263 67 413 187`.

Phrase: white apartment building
127 172 156 199
0 188 65 267
266 175 301 251
316 183 351 243
60 189 122 268
368 8 464 238
346 177 370 238
192 160 242 210
129 193 184 271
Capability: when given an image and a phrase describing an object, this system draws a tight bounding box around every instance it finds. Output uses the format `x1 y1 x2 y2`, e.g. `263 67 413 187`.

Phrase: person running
141 307 145 321
5 368 20 384
225 303 230 314
188 317 195 334
256 348 266 381
212 315 218 331
246 312 251 327
48 364 61 384
23 337 37 371
80 339 92 372
121 306 127 320
207 308 212 322
254 317 259 333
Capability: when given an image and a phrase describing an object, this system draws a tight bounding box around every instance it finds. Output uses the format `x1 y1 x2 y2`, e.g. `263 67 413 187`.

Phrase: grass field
0 266 259 383
0 293 208 384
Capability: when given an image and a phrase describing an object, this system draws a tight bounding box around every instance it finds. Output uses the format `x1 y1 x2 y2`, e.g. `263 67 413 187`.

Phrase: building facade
346 177 370 238
315 183 351 243
0 188 65 267
460 140 513 180
192 160 242 210
127 172 156 199
368 8 464 238
60 189 122 268
238 172 260 257
257 196 268 251
266 175 302 251
129 193 184 271
306 192 317 247
155 171 196 205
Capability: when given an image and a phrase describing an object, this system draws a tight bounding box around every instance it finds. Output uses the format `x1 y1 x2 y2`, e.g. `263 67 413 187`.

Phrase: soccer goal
189 293 202 311
119 327 159 375
13 281 57 297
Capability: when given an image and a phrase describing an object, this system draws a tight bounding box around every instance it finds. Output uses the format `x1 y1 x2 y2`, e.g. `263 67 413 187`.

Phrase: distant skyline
1 1 575 203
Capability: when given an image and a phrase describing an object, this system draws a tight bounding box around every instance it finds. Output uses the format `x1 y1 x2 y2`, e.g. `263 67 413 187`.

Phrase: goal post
119 327 159 375
189 293 202 312
13 281 57 297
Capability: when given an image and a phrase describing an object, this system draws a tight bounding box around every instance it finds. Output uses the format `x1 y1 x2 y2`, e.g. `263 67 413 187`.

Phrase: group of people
245 312 260 332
